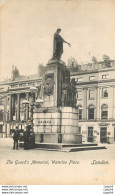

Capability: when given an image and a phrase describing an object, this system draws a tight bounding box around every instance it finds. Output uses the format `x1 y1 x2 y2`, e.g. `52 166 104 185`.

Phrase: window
78 108 82 120
11 84 19 88
77 91 82 99
88 127 93 142
88 105 94 120
89 89 95 99
101 104 108 120
88 127 93 136
19 83 27 87
78 127 81 133
102 74 109 79
28 82 35 86
89 76 95 81
77 77 82 82
102 88 108 98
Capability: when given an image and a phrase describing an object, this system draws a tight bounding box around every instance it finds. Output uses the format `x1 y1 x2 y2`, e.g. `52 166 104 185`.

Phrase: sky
0 0 115 81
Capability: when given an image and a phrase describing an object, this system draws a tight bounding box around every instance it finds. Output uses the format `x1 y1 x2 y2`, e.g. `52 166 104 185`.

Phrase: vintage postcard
0 0 115 185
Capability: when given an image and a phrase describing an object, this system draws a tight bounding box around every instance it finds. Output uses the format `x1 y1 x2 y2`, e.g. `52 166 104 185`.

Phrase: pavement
0 138 115 160
0 138 115 185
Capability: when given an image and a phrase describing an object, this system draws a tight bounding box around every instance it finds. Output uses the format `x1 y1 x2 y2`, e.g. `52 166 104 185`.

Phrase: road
0 138 115 185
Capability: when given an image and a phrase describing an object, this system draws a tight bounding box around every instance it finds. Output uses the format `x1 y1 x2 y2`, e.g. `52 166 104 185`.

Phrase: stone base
33 107 82 144
35 133 82 144
62 134 82 144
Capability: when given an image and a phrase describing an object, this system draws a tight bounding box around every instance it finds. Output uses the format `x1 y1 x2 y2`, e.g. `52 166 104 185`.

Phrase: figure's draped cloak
53 32 64 59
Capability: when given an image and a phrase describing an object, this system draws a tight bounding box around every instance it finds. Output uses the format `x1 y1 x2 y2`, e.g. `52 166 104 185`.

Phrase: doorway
88 127 93 142
100 127 107 143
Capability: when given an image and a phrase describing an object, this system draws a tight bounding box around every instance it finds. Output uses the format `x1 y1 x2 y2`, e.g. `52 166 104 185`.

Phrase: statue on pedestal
52 28 71 60
62 78 76 108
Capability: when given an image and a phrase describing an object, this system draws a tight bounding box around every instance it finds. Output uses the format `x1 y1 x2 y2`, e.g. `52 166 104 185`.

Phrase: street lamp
22 87 44 127
30 86 36 102
22 99 29 124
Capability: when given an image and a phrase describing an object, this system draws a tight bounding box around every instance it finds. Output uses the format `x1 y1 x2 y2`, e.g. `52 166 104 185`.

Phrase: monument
33 29 82 144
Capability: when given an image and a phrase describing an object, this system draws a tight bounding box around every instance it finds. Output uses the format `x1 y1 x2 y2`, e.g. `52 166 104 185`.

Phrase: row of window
10 81 40 88
78 104 108 120
76 74 109 82
82 127 111 143
77 88 108 100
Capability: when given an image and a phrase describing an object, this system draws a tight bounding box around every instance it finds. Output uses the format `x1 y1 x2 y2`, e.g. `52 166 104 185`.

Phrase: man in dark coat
29 129 35 149
12 126 19 150
52 28 71 60
23 125 30 150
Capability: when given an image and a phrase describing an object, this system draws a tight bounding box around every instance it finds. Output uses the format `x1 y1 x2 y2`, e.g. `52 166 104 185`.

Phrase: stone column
96 87 101 120
3 124 7 138
3 97 7 138
9 95 12 121
95 87 98 119
108 86 113 120
12 95 15 119
7 124 10 137
17 94 20 121
112 86 114 119
83 88 87 120
26 93 29 120
3 97 7 122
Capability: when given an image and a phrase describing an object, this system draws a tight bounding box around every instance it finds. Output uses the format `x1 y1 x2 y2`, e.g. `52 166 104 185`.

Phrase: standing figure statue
52 28 71 60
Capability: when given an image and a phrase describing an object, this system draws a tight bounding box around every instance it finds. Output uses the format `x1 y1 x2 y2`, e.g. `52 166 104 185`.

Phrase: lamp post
0 109 3 138
22 99 30 127
22 86 43 128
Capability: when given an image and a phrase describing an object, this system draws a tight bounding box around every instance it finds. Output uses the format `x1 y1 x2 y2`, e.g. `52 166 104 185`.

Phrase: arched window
102 88 108 98
101 104 108 120
88 105 94 120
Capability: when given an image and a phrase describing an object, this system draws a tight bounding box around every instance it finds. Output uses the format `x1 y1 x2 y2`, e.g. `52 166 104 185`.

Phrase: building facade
71 59 115 143
0 67 42 138
0 60 115 144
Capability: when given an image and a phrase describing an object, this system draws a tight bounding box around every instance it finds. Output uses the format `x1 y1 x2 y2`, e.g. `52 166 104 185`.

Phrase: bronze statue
52 28 71 60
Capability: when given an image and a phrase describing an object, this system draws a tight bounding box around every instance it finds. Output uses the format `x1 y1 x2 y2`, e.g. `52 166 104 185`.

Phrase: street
0 138 115 185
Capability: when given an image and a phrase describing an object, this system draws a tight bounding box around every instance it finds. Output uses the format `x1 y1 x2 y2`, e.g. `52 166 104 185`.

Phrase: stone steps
34 143 106 152
60 146 106 152
35 146 106 152
19 142 106 152
62 143 98 147
34 143 98 149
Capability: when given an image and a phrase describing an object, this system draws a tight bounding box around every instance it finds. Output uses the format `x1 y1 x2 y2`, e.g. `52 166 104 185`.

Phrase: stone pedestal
33 107 82 144
33 60 82 144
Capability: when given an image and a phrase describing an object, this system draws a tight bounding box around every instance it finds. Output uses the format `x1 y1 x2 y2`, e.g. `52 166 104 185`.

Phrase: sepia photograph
0 0 115 185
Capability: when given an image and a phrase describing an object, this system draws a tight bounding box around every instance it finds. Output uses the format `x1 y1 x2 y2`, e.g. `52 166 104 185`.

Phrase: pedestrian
23 125 30 150
12 126 19 150
29 128 35 149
